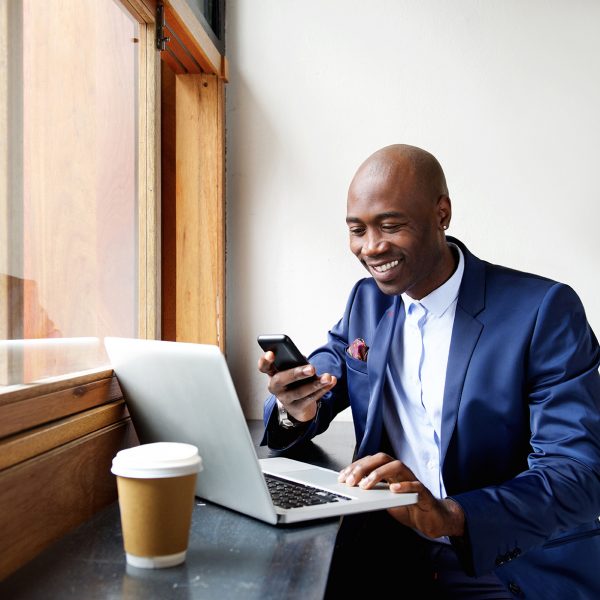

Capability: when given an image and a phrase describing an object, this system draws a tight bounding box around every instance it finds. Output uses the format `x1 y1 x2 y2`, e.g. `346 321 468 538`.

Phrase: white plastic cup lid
111 442 203 479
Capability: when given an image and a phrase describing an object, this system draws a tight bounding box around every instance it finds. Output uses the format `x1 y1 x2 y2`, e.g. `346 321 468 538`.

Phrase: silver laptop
104 337 417 525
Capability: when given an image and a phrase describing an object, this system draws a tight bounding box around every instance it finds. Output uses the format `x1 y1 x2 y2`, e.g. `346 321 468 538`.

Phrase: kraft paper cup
111 442 203 569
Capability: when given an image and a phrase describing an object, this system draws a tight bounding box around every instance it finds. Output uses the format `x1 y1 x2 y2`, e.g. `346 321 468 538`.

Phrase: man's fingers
389 480 425 495
270 363 316 392
276 374 337 421
339 456 418 488
270 369 335 400
337 453 394 485
257 351 276 375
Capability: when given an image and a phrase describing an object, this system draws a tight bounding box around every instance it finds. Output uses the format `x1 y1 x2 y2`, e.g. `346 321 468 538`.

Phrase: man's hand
337 453 465 539
257 351 337 422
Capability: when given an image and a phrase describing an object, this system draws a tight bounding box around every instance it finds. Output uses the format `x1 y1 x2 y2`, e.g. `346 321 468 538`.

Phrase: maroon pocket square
346 338 369 361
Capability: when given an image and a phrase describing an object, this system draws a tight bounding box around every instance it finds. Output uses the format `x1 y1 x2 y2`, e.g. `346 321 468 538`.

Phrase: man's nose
362 233 388 255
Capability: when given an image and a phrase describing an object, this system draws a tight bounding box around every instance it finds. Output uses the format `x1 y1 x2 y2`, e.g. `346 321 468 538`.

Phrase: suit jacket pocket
345 353 368 374
543 522 600 548
344 354 370 427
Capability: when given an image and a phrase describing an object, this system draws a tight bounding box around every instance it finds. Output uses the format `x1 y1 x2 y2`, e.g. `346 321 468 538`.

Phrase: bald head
350 144 448 202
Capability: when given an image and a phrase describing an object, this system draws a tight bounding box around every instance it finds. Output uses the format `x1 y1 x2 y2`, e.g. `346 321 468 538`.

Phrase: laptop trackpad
285 467 342 488
260 457 344 488
290 467 389 490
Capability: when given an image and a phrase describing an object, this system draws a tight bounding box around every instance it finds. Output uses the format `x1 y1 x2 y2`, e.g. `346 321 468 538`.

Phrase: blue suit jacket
263 237 600 598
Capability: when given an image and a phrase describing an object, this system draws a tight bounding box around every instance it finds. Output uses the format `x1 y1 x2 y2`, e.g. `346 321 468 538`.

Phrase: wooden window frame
159 0 227 348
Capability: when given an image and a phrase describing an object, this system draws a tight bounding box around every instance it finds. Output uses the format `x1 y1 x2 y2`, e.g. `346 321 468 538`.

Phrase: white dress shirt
383 244 464 540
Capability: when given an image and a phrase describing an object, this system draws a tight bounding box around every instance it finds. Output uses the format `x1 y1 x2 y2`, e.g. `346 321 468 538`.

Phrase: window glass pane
1 0 139 386
184 0 224 51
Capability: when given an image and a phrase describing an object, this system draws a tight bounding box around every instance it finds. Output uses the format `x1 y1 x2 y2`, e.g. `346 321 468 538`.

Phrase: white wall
225 0 600 420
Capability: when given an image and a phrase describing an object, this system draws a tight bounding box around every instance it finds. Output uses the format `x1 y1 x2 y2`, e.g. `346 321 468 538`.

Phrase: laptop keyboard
265 473 352 509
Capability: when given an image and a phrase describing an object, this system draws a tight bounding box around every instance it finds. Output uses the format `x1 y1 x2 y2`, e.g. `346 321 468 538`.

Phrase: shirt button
426 459 437 470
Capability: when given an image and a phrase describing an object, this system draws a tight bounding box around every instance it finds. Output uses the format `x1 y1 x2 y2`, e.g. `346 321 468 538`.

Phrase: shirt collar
401 243 465 318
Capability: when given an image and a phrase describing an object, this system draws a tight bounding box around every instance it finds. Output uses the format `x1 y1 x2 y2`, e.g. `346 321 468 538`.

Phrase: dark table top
0 420 356 600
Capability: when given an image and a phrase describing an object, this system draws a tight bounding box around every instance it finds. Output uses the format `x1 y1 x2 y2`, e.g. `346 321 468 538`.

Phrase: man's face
346 167 450 299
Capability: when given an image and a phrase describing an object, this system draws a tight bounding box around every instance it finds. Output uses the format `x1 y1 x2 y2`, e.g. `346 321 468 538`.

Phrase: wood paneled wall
0 373 138 581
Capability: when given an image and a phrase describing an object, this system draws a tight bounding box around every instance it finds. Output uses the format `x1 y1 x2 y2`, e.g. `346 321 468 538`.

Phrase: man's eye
349 228 365 236
381 224 401 232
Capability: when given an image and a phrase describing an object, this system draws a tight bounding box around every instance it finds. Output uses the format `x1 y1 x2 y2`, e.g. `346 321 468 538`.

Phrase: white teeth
372 260 399 273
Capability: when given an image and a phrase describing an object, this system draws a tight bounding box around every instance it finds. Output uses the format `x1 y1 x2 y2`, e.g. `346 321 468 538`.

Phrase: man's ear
437 195 452 229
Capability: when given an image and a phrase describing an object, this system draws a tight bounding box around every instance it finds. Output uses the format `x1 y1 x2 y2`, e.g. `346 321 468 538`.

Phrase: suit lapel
440 238 486 465
440 305 483 465
357 294 402 457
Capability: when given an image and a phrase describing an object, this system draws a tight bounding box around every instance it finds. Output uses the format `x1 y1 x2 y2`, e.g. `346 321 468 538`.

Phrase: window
186 0 225 53
0 0 158 388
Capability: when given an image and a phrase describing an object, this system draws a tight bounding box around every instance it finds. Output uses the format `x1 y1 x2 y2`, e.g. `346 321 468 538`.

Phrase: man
258 144 600 598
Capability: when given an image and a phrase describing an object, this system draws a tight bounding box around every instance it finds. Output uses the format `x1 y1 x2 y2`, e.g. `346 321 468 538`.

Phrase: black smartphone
257 334 318 389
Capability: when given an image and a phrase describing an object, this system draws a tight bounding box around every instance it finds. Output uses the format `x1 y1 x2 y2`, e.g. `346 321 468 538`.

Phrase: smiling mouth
370 259 400 273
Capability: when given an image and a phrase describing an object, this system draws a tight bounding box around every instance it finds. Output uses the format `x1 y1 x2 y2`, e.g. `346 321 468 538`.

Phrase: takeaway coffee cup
111 442 203 569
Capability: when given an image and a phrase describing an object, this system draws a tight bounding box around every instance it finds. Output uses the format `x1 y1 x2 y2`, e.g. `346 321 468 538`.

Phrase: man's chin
372 277 405 296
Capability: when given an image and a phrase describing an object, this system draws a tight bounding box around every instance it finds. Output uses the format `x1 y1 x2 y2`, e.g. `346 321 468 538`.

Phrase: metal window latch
156 4 170 51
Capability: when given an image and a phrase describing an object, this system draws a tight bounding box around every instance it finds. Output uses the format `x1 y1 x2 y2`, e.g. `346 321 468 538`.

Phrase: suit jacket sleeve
450 282 600 576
